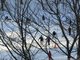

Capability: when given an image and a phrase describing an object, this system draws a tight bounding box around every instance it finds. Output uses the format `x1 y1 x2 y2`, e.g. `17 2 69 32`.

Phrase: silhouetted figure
68 27 71 35
20 0 23 4
1 0 5 11
48 50 52 60
39 35 44 44
46 36 51 45
5 16 8 20
52 31 56 37
5 16 11 21
42 15 45 20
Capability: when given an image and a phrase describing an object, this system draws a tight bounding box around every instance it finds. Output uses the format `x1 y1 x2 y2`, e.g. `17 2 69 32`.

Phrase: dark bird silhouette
68 27 71 35
42 15 45 20
52 31 56 36
39 35 44 44
39 35 43 41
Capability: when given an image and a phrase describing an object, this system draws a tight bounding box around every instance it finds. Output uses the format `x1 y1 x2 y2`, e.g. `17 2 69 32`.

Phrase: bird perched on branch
52 31 56 37
39 35 44 44
68 26 71 35
5 16 11 20
42 15 45 20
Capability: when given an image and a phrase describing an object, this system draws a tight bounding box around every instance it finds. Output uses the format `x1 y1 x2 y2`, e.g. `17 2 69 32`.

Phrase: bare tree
0 0 54 60
0 0 39 60
36 0 80 60
0 0 80 60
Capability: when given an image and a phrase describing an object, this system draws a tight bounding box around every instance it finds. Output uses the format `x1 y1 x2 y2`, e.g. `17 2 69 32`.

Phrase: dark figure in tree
39 35 44 44
42 15 45 20
46 36 51 45
52 31 56 37
68 27 71 35
1 0 5 11
5 16 11 20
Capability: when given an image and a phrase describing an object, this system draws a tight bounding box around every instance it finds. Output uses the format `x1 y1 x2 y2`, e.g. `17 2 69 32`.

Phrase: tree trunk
77 17 80 60
77 36 80 60
67 56 70 60
67 51 71 60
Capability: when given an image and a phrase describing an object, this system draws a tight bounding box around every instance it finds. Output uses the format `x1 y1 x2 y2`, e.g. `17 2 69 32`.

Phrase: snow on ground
0 36 77 60
0 44 77 60
32 48 77 60
0 27 77 60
